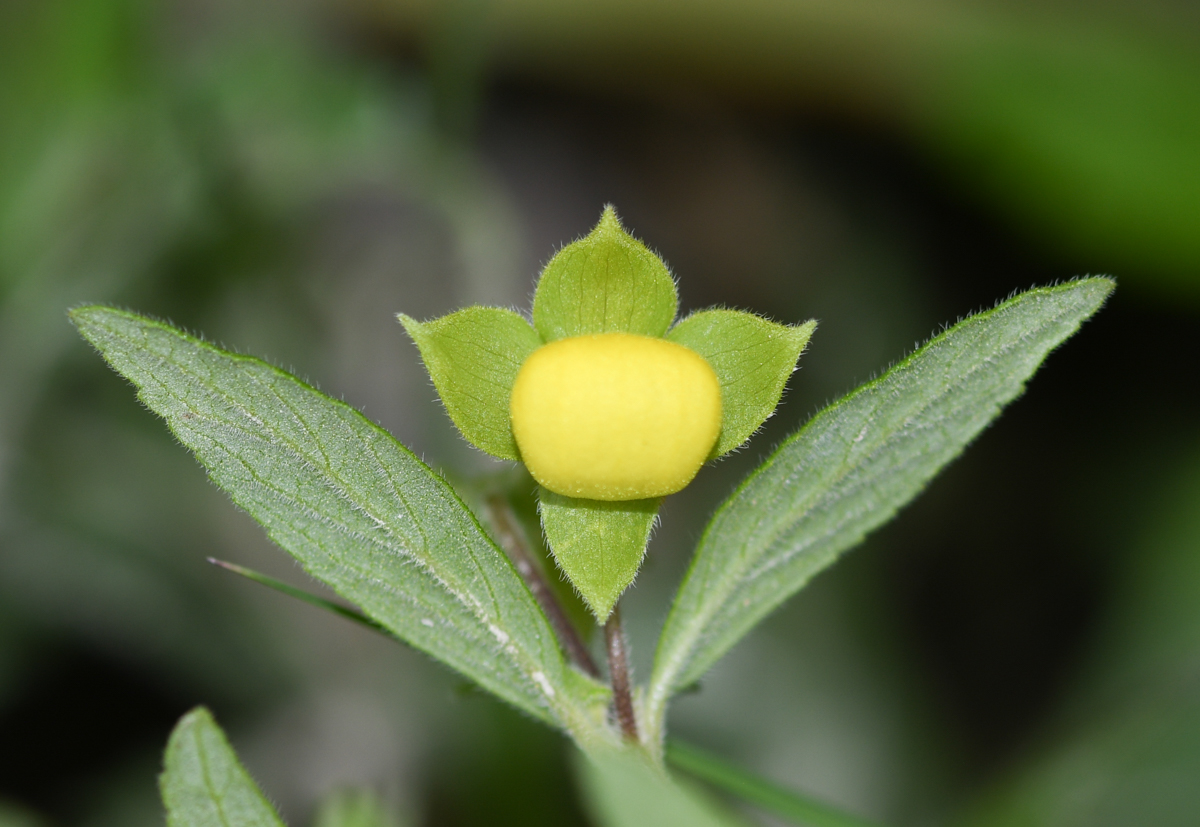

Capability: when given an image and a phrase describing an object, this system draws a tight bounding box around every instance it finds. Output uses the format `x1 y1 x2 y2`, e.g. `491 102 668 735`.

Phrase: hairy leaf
160 707 284 827
399 307 541 461
539 489 659 621
533 206 677 342
648 279 1113 731
576 748 746 827
667 310 816 458
72 307 608 739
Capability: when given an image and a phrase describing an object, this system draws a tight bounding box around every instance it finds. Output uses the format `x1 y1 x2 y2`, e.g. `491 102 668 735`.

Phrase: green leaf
533 206 678 342
0 801 45 827
72 307 610 743
313 789 402 827
667 741 882 827
539 489 659 621
160 707 285 827
208 558 392 637
399 306 541 461
576 747 747 827
647 279 1113 737
667 310 816 458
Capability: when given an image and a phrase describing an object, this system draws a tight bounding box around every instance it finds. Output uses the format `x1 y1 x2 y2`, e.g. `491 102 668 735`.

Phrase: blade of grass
667 740 883 827
207 558 391 638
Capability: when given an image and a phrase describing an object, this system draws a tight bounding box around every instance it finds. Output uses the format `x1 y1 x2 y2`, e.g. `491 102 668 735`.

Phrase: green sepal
399 306 541 461
667 310 816 458
539 488 660 621
533 206 678 342
160 707 285 827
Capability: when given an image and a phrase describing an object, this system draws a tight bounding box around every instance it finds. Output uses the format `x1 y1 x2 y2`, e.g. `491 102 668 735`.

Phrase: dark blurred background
1 0 1198 825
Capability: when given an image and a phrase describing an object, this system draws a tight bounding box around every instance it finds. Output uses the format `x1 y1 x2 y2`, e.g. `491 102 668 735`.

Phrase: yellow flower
510 333 722 500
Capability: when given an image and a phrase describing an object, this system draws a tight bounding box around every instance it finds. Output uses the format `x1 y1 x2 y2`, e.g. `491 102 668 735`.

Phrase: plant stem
667 740 884 827
604 605 639 742
484 495 601 678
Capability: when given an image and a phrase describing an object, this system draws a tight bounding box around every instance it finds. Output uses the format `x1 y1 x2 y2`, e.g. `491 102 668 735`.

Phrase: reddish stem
605 606 639 742
484 495 600 678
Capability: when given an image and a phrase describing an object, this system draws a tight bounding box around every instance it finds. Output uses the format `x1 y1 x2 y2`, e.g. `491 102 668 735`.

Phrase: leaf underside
399 306 541 461
650 279 1114 717
72 306 607 734
539 489 660 621
533 206 678 342
160 707 284 827
667 310 816 458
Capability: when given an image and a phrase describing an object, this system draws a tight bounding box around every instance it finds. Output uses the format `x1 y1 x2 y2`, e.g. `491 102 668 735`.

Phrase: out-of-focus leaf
533 206 677 342
667 311 816 458
958 697 1200 827
576 748 746 827
668 741 882 827
366 0 1200 294
72 306 610 742
539 489 659 621
313 789 402 827
399 306 541 461
160 707 284 827
0 801 44 827
648 279 1113 737
956 442 1200 827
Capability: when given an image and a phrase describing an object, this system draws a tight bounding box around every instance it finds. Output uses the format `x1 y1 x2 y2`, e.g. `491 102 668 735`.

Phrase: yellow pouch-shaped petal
511 333 721 500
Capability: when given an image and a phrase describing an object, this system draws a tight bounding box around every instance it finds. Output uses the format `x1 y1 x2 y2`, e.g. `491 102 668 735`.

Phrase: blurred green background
1 0 1198 824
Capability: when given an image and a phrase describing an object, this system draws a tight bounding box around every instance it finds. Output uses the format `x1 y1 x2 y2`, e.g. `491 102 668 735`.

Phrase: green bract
400 206 816 619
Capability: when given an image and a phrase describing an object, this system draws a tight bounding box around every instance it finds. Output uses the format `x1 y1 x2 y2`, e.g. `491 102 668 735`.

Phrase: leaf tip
67 303 109 331
1079 274 1117 302
790 318 818 352
177 704 216 729
597 203 623 232
396 312 425 340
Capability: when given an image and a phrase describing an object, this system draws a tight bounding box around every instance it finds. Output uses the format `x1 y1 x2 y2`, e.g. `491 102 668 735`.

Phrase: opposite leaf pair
401 207 815 619
69 271 1113 756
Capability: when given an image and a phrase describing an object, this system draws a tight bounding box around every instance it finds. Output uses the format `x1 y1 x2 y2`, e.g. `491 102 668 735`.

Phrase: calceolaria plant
400 206 816 624
72 207 1112 825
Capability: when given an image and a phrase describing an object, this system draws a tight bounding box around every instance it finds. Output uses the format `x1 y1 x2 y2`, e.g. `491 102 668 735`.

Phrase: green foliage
533 206 678 342
399 307 541 461
397 210 819 626
313 789 402 827
0 803 44 827
539 489 660 620
160 707 284 827
70 306 610 742
668 741 880 827
575 748 745 827
667 311 816 458
957 441 1200 827
647 278 1113 737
